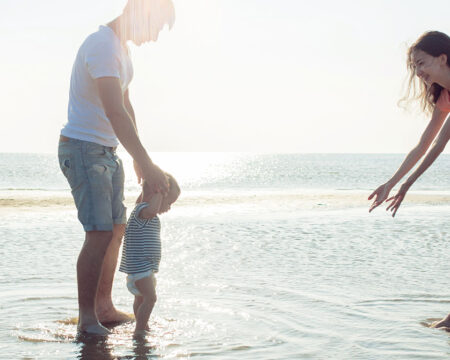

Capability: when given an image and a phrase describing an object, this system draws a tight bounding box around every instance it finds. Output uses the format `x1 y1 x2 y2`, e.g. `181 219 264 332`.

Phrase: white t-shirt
61 25 134 147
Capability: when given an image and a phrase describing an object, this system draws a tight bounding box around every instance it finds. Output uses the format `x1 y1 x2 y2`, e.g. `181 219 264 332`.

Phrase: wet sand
1 190 449 210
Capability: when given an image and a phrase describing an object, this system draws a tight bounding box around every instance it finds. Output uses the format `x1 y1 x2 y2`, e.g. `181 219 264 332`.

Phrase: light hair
122 0 175 42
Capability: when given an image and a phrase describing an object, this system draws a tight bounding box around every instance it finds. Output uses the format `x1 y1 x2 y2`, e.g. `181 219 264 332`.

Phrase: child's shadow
132 335 157 359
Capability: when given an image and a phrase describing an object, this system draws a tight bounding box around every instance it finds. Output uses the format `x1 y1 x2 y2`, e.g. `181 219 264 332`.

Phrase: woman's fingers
369 199 380 212
386 199 395 211
385 195 403 217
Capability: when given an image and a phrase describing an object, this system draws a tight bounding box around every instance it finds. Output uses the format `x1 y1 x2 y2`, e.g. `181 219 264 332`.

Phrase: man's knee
84 231 114 254
86 230 113 241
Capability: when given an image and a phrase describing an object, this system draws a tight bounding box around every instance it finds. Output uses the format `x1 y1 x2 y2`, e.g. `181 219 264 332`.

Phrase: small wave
356 298 450 305
0 188 67 191
21 296 75 302
17 326 76 344
18 335 71 343
56 317 79 325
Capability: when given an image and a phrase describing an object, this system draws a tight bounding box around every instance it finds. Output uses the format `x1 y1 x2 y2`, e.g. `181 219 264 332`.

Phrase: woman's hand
368 183 393 212
385 182 411 217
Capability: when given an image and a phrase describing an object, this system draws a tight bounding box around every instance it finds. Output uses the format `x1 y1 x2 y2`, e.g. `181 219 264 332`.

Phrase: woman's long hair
400 31 450 114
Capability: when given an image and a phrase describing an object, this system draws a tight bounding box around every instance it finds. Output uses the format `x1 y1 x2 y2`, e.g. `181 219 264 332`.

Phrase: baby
119 173 180 335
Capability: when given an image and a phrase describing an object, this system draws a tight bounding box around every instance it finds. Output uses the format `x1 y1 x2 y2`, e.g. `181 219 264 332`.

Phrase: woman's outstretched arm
369 107 448 212
386 116 450 217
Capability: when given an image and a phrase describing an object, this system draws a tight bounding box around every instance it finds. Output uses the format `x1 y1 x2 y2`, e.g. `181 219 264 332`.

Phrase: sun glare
122 152 244 192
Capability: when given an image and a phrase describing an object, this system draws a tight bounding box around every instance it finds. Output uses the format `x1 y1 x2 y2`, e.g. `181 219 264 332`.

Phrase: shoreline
1 189 449 210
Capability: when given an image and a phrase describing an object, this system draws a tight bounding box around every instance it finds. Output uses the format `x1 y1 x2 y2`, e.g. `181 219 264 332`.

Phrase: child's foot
133 329 150 338
431 315 450 329
77 323 111 336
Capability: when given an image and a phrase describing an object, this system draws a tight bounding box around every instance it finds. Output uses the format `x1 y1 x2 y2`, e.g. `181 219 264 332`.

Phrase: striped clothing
119 202 161 275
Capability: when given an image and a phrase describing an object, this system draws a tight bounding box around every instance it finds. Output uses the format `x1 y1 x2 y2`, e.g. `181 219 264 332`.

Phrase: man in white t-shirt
58 0 175 335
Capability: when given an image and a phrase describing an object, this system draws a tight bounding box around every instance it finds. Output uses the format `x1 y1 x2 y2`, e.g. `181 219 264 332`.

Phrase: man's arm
124 89 136 126
96 77 168 193
124 88 145 183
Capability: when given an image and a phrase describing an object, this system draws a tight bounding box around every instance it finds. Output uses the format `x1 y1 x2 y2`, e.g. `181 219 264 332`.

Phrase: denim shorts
58 137 127 232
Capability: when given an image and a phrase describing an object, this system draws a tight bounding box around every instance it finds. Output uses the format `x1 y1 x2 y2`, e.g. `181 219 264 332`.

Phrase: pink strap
436 89 450 112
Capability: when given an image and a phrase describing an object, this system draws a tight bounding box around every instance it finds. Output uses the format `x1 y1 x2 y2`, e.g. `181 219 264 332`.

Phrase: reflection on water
131 336 158 360
76 335 114 360
75 330 158 360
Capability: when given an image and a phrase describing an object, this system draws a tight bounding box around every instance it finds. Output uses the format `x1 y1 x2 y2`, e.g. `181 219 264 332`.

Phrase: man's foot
430 315 450 329
77 323 111 336
97 307 134 326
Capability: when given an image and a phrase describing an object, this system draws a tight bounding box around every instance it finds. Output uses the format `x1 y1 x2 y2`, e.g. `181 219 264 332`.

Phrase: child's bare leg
134 276 157 333
133 295 143 320
134 295 149 329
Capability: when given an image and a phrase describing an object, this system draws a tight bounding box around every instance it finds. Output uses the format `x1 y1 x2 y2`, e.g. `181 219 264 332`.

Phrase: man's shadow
75 332 157 360
75 334 114 360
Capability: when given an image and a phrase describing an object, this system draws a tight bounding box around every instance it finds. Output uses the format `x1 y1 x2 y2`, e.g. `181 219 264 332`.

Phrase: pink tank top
436 88 450 112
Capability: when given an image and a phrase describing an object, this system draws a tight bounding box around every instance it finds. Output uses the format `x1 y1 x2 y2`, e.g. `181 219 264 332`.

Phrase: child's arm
139 193 163 219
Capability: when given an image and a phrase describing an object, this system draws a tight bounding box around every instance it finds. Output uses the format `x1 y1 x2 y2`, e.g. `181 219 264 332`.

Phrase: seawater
0 153 449 360
1 152 449 192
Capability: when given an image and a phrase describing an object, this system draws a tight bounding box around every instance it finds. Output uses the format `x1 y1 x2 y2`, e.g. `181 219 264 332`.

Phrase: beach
1 152 450 359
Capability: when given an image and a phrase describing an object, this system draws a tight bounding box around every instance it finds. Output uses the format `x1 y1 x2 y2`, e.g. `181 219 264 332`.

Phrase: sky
0 0 449 154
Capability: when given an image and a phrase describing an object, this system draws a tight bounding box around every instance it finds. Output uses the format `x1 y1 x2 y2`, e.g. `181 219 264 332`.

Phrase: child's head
139 174 180 213
403 31 450 113
159 175 180 213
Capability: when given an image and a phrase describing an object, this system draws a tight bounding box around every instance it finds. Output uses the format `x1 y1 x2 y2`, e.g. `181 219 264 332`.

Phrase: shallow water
1 191 450 359
1 153 450 359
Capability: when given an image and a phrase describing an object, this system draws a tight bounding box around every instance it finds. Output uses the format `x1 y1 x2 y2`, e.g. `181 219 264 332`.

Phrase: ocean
0 152 449 359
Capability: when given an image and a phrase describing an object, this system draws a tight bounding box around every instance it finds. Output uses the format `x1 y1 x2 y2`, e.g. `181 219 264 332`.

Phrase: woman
369 31 450 328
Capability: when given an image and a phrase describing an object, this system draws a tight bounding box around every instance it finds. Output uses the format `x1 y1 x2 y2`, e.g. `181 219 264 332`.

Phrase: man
58 0 175 335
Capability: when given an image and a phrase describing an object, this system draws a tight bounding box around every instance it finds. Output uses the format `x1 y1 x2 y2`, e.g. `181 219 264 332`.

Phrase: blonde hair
122 0 175 42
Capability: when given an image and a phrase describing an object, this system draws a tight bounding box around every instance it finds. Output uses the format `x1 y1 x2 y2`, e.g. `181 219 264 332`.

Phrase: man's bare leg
77 230 112 335
96 224 133 324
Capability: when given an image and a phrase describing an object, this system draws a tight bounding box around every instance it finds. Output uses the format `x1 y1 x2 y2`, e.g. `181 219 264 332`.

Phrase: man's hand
142 163 169 195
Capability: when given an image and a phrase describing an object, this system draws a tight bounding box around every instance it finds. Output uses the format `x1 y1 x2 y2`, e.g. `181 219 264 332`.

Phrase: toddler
119 174 180 335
